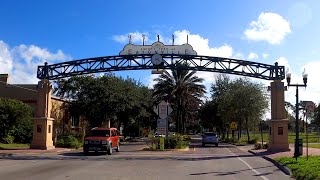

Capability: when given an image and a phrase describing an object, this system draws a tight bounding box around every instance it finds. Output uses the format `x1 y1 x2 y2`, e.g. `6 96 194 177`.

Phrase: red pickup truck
83 127 120 155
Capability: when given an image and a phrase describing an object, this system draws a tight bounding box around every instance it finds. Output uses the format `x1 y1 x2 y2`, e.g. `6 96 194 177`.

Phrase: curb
248 150 292 176
0 153 13 157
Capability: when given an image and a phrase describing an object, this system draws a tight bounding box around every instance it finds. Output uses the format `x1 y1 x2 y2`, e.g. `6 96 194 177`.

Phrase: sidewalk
243 144 320 159
0 148 76 156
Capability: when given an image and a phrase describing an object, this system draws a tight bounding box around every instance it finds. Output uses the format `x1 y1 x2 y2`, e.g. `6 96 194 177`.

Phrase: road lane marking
225 147 269 180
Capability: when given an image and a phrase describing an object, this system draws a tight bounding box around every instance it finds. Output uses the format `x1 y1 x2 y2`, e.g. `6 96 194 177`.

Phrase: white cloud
244 12 291 44
233 53 244 59
113 32 149 44
247 52 259 60
262 53 269 59
299 61 320 103
276 57 290 71
0 40 71 84
272 57 320 106
173 30 233 58
0 41 13 74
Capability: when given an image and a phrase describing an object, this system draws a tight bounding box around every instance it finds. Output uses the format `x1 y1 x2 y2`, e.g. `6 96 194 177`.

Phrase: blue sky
1 0 320 107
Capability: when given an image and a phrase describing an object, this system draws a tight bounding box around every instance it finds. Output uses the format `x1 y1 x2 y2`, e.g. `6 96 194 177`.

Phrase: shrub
248 137 258 144
146 134 191 150
262 143 268 149
0 98 33 144
2 134 15 144
254 143 262 150
56 135 82 149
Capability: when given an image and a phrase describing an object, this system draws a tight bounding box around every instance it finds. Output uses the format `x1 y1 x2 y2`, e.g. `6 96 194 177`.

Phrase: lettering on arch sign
119 41 197 56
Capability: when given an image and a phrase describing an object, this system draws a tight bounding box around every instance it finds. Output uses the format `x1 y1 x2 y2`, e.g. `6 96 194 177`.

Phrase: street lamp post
286 69 308 160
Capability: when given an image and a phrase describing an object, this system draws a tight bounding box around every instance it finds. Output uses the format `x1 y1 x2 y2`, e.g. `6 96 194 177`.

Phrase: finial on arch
128 34 132 44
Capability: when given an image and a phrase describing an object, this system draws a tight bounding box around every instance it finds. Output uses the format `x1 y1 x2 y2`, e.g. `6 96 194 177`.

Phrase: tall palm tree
153 63 206 134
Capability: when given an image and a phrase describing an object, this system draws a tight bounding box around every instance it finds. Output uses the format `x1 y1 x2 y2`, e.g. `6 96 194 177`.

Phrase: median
143 135 191 151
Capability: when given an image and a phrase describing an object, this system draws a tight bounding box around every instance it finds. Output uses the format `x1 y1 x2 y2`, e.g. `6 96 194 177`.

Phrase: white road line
225 147 269 180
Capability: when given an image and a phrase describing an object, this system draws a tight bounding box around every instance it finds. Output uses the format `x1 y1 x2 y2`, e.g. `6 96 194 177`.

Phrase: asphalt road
0 140 292 180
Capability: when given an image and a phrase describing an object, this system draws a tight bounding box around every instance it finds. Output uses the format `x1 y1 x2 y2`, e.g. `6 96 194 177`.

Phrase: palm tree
153 63 206 134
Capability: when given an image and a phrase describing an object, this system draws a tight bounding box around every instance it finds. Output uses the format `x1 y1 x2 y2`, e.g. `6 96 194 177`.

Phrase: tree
0 98 33 143
210 75 269 143
153 63 206 134
54 74 153 137
199 100 225 137
312 103 320 127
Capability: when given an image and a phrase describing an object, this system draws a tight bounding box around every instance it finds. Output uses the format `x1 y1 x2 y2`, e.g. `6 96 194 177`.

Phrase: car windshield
89 130 110 137
205 132 216 136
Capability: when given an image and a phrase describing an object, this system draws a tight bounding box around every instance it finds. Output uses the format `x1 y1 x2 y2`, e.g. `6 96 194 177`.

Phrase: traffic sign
153 100 173 120
306 101 316 112
157 118 167 127
157 127 166 135
230 121 238 130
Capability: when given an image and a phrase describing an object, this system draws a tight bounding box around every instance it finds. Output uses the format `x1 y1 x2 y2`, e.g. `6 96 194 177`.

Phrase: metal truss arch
37 54 285 81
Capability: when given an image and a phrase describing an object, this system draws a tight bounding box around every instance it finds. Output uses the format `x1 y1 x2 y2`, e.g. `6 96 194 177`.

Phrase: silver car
202 132 219 147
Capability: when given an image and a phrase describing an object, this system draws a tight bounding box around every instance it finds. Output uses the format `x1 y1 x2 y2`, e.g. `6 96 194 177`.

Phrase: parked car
202 132 219 147
83 127 120 155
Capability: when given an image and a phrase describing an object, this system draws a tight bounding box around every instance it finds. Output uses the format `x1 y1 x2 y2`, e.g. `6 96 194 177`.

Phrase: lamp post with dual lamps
286 69 308 160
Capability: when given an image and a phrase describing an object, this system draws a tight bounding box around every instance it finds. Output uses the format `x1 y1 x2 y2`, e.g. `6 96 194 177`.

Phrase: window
71 115 80 127
48 125 51 133
89 130 110 137
111 130 116 137
205 132 216 136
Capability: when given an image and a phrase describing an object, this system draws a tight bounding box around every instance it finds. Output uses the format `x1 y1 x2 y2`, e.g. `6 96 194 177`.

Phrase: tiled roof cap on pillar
0 74 9 84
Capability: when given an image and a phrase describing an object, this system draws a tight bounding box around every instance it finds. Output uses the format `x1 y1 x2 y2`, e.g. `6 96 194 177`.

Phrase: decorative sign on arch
119 41 197 56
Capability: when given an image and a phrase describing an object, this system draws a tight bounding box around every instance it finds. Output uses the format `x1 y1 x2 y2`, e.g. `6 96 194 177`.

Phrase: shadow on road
189 165 274 176
0 153 257 161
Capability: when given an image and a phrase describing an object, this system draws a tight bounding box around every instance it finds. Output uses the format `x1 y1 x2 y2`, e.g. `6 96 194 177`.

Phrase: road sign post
154 100 173 137
230 122 238 141
160 137 164 151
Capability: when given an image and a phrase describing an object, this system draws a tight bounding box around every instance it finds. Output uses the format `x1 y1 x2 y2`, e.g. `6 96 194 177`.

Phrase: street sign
154 100 173 120
157 127 166 135
158 100 168 119
306 101 316 112
230 121 238 130
157 118 167 127
168 105 173 116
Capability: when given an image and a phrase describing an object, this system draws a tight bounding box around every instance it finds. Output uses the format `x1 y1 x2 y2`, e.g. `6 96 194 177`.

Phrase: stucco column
268 80 289 152
31 79 55 150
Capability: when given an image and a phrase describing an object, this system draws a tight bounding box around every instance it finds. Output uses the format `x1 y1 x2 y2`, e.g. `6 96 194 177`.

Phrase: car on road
83 127 120 155
202 132 219 147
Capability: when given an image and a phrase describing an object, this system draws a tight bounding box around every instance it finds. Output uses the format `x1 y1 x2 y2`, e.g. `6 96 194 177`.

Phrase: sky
1 0 320 114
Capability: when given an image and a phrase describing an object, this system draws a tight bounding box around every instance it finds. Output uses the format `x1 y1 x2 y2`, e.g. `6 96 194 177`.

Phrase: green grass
0 143 30 149
306 144 320 149
288 132 320 144
226 132 320 145
275 156 320 180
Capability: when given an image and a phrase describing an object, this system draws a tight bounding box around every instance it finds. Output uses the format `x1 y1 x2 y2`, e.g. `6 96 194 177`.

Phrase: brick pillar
268 80 289 152
31 79 55 150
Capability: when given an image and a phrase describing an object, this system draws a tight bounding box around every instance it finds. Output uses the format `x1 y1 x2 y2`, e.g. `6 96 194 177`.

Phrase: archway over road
32 40 288 152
